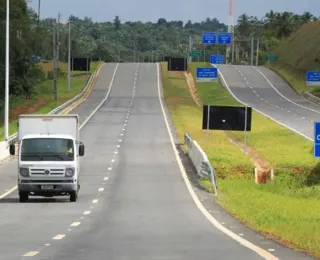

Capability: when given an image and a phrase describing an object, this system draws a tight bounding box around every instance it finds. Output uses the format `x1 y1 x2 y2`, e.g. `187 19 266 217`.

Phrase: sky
27 0 320 24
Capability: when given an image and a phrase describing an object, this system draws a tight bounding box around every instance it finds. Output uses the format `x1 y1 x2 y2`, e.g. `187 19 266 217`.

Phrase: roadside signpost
210 55 224 64
306 71 320 87
265 54 278 61
314 122 320 158
202 32 217 44
217 32 232 45
196 67 218 82
189 50 201 57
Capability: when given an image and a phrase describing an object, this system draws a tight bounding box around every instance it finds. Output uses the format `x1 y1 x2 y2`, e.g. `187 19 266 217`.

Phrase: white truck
9 114 85 202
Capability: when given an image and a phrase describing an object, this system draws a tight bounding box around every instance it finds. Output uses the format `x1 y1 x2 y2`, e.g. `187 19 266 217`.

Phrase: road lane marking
0 185 17 199
70 222 81 227
117 145 120 148
216 64 313 141
0 63 120 199
92 199 98 204
83 211 91 215
45 244 50 246
111 159 115 162
79 63 120 129
52 234 65 240
98 187 104 192
104 177 109 181
157 63 279 260
108 167 112 170
23 251 39 256
253 67 320 115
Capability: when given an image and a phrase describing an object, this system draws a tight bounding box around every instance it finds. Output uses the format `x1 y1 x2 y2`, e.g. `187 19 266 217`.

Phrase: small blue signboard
196 67 218 82
210 55 225 64
306 71 320 87
217 32 232 45
314 122 320 158
202 32 217 44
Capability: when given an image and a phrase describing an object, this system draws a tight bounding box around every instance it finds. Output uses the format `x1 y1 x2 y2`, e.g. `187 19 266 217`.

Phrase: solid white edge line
156 63 279 260
252 66 320 115
0 185 17 199
79 63 120 129
212 64 312 142
0 63 120 200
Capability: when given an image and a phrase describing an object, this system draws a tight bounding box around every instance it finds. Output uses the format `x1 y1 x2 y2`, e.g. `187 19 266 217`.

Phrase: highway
0 63 316 260
217 64 320 140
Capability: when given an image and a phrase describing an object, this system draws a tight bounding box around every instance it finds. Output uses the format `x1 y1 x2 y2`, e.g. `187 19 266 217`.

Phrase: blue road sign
306 71 320 87
210 55 224 64
314 122 320 157
202 32 217 44
217 32 232 45
196 67 218 82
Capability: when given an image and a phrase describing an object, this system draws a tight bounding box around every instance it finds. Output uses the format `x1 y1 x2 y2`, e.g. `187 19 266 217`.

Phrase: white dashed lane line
52 234 65 240
70 222 81 227
23 251 39 256
236 69 312 121
20 65 139 259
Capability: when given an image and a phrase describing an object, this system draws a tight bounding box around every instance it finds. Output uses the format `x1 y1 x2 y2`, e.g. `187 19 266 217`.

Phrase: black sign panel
71 57 90 71
164 56 173 62
202 105 252 131
168 57 187 71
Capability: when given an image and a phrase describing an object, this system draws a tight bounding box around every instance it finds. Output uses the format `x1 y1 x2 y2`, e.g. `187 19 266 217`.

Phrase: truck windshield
20 138 75 161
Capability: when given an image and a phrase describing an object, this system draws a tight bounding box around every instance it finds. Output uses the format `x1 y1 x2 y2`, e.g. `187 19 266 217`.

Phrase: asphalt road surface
0 63 315 260
217 64 320 140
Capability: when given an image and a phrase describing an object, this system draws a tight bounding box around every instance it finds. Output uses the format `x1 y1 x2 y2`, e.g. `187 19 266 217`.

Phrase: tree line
0 0 318 102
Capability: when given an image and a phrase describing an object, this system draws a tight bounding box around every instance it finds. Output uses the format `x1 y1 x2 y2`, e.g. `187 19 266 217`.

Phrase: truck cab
9 114 85 202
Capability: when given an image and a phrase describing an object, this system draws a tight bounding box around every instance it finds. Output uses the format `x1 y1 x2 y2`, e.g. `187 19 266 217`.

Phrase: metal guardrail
184 133 218 195
6 70 96 144
302 92 320 105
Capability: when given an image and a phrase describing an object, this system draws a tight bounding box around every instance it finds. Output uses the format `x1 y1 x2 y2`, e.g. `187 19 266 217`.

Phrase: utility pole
57 13 60 72
37 0 41 27
232 38 235 64
4 0 9 141
68 19 71 92
250 36 254 66
255 38 260 66
53 21 57 100
188 35 192 62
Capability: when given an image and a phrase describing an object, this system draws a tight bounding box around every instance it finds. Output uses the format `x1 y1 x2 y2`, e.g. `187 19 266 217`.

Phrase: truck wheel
19 192 28 202
70 191 78 202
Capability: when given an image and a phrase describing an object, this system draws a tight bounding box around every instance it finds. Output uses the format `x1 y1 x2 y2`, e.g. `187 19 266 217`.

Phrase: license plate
41 185 54 190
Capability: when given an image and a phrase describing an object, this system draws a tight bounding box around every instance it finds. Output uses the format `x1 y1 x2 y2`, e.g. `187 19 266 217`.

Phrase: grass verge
161 61 320 257
0 61 103 141
265 21 320 97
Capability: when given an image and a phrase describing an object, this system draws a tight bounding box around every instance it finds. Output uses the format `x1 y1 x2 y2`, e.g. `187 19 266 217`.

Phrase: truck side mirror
79 143 85 156
9 144 15 155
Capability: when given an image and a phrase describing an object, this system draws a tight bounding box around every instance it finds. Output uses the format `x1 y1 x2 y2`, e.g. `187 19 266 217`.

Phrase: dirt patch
183 71 273 183
184 71 202 107
167 96 180 101
10 98 48 122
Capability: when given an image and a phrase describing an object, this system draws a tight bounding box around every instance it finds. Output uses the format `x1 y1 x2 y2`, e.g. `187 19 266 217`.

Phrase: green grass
0 61 103 141
265 21 320 96
161 61 320 257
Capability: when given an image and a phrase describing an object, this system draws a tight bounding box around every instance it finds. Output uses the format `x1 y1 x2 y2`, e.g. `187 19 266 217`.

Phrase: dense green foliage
0 1 319 103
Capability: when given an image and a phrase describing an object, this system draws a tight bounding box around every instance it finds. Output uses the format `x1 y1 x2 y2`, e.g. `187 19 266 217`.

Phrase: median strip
161 61 320 258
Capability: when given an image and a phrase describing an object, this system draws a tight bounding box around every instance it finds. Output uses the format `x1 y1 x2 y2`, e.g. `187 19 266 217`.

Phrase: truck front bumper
18 181 77 194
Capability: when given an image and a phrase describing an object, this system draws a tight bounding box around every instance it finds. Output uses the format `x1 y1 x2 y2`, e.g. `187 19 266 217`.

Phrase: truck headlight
65 168 75 177
20 168 29 177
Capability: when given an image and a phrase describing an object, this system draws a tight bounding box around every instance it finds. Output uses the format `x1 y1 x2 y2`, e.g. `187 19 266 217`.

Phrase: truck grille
29 167 65 176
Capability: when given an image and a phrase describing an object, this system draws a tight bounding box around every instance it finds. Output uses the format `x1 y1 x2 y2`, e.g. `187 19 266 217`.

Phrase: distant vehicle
9 114 85 202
